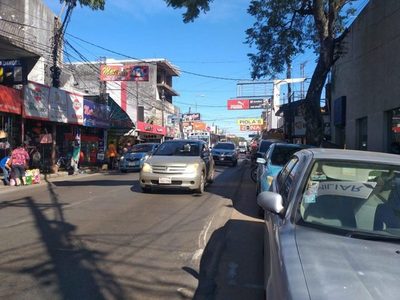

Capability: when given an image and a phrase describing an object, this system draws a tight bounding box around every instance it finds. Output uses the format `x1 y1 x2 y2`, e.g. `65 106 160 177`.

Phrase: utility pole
161 89 165 142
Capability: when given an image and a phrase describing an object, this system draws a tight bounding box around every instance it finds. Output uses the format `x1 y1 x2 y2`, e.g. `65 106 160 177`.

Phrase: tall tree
61 0 105 10
165 0 356 145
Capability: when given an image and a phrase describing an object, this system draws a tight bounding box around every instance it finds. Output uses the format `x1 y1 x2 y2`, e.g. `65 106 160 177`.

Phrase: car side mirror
257 191 284 215
256 157 266 164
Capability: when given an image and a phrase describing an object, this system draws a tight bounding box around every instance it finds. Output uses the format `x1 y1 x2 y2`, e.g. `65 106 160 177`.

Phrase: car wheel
195 173 205 194
207 168 214 184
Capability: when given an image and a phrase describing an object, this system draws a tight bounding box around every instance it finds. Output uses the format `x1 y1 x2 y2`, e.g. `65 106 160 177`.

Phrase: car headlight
186 163 199 173
120 156 124 160
142 163 152 173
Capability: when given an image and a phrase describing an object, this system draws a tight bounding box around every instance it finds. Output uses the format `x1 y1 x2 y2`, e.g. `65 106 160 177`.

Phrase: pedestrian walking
0 149 11 185
10 144 30 186
107 141 117 170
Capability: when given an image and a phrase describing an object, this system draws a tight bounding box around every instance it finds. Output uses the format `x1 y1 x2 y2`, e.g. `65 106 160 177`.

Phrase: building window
389 107 400 154
357 117 368 150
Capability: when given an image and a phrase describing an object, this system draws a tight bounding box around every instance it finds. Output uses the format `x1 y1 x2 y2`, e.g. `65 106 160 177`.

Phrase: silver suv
139 139 215 193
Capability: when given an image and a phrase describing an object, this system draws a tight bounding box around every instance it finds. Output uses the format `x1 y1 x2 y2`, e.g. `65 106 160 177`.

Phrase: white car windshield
300 160 400 237
153 141 200 156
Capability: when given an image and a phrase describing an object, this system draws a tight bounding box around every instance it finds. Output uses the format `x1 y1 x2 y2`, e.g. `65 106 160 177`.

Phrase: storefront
0 85 23 159
136 121 166 143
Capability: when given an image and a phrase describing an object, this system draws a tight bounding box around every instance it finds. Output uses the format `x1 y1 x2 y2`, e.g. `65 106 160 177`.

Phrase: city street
0 159 264 300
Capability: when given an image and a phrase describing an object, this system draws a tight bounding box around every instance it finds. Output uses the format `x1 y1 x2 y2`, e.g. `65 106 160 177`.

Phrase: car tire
207 168 214 184
195 173 205 194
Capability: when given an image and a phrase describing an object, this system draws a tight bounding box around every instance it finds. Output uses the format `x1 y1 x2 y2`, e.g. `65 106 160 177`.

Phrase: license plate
159 177 172 184
128 162 138 166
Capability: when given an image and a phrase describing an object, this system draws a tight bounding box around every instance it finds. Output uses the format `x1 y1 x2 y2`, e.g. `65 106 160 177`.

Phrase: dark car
211 142 238 166
257 148 400 300
119 143 159 172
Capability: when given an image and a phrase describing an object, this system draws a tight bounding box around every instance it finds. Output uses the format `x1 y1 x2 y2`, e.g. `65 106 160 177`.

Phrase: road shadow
0 179 127 299
184 219 264 300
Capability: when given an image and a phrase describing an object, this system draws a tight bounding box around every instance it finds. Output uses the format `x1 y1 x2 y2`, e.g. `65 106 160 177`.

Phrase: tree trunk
304 51 331 146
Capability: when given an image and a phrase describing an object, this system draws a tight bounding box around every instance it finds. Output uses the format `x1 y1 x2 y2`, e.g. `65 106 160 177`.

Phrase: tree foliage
61 0 105 10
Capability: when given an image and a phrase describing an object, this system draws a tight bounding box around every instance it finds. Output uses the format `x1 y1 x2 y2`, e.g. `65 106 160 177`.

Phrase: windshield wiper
346 230 400 242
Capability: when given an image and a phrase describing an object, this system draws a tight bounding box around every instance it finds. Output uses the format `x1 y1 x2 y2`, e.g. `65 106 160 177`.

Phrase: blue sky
43 0 368 138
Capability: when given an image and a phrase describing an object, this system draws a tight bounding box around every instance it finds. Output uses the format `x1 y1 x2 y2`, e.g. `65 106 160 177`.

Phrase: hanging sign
100 65 149 81
49 87 68 123
66 92 84 125
0 85 22 114
24 82 50 120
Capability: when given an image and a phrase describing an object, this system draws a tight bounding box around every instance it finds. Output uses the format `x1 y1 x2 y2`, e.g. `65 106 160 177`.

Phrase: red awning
0 85 22 114
136 121 166 136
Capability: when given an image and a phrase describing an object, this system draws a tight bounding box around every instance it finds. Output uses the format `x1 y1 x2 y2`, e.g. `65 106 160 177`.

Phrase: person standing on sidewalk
0 149 11 185
11 144 30 186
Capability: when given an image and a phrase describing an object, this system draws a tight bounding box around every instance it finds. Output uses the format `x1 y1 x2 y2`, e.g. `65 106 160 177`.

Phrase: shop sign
227 99 249 110
237 118 264 126
0 85 22 114
136 121 166 136
0 59 25 85
67 92 84 125
100 64 149 81
182 113 201 121
24 82 50 120
49 87 68 123
192 122 207 131
240 124 263 131
83 98 109 128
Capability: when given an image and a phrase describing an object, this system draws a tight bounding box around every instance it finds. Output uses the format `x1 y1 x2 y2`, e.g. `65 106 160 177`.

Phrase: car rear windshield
270 145 304 166
153 141 200 156
299 160 400 237
214 143 235 150
259 141 274 153
131 144 154 153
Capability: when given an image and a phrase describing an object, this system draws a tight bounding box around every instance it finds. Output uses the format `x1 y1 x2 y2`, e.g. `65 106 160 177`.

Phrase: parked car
256 143 309 195
251 139 284 163
119 143 159 172
257 148 400 300
211 142 238 166
139 139 214 193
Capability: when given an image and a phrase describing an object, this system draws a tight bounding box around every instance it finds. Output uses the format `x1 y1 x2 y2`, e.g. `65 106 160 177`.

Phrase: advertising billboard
49 87 68 123
100 65 149 81
237 118 264 126
182 113 201 121
0 85 22 114
240 124 263 131
227 99 249 110
24 82 50 120
83 98 109 128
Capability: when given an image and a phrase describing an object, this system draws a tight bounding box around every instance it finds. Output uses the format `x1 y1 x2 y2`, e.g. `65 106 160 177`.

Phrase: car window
279 157 300 205
270 146 304 166
299 160 400 236
131 144 154 153
259 141 273 153
153 141 200 156
214 143 235 150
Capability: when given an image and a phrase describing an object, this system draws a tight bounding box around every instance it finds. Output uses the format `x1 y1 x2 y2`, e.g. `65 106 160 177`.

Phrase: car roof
298 148 400 165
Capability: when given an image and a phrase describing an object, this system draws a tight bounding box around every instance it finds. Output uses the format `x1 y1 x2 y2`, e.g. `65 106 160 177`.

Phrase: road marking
192 215 215 262
191 249 204 261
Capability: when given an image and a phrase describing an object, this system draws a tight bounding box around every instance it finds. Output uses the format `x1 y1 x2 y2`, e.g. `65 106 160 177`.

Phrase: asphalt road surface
0 159 264 300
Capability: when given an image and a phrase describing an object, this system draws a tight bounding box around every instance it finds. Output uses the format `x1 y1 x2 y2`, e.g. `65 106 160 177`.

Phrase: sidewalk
0 166 113 194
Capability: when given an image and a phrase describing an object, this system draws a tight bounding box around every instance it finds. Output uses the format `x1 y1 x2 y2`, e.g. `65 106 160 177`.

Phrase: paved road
0 160 264 300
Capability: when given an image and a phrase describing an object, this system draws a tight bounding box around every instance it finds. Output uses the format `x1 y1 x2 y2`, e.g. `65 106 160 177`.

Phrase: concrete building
64 58 181 143
331 0 400 153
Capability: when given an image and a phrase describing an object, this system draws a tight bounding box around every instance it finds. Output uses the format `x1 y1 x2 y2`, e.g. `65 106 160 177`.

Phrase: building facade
331 0 400 153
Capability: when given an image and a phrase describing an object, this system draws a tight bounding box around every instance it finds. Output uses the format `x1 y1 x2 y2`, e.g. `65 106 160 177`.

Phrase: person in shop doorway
71 141 81 175
10 144 30 186
0 149 11 185
107 141 117 170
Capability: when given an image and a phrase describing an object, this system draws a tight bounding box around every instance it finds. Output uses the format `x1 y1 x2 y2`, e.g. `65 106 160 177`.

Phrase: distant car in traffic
119 143 159 172
256 143 310 195
211 142 238 166
257 148 400 300
139 139 214 193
